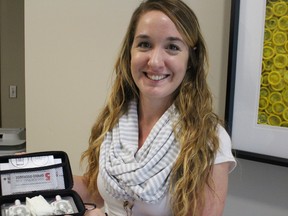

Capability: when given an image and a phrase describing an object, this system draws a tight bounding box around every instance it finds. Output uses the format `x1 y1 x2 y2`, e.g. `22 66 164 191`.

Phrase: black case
0 151 88 216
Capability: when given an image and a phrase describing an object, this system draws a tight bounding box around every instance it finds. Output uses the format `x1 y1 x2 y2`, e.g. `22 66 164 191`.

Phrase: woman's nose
148 48 164 70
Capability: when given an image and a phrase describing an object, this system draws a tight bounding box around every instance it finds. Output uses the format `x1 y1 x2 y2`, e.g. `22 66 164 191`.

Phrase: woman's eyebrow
135 35 184 42
134 34 150 39
167 36 185 45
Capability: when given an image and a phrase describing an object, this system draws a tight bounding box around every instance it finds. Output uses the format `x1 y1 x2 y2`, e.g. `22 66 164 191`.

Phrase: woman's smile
144 72 170 81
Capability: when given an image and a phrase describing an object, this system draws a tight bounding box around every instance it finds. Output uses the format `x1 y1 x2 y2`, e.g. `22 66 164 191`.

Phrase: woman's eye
167 44 180 51
137 42 151 49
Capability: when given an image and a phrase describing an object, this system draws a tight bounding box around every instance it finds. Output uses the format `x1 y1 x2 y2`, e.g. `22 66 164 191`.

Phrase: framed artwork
225 0 288 166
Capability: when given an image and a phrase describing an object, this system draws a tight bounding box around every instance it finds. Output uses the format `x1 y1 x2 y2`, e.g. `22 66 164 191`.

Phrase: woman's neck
137 97 172 148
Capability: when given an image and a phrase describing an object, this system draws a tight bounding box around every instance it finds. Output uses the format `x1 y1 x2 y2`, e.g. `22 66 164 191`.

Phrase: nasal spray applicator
51 195 74 215
8 199 30 216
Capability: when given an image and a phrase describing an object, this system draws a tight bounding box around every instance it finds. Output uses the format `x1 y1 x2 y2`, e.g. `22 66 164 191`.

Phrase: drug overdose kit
0 151 93 216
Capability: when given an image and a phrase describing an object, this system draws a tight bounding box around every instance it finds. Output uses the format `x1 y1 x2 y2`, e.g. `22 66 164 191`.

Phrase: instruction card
0 155 65 196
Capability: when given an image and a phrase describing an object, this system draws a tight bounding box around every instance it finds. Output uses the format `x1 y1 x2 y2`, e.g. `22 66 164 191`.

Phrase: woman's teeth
147 74 167 81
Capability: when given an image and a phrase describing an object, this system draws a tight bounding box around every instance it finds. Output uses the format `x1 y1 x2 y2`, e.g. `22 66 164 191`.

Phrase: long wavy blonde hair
81 0 220 215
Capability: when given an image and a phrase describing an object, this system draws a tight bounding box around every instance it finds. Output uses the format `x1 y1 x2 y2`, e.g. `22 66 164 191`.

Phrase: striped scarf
99 100 180 204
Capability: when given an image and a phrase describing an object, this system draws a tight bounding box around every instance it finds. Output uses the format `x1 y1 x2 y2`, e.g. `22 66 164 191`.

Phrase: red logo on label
45 172 51 181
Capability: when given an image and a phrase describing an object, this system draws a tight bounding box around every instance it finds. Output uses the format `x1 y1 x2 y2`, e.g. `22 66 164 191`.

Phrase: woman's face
130 10 189 104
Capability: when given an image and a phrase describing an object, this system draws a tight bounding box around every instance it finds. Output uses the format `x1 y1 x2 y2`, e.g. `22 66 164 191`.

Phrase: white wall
25 0 141 173
224 158 288 216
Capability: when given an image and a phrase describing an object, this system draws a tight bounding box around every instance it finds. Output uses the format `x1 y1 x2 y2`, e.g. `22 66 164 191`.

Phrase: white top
97 125 236 216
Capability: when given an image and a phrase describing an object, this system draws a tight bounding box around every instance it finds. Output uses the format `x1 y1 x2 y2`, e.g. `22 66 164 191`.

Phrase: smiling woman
74 1 235 216
23 0 234 215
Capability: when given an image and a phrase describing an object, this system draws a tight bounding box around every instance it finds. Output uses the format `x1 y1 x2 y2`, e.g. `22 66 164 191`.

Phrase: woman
74 0 236 215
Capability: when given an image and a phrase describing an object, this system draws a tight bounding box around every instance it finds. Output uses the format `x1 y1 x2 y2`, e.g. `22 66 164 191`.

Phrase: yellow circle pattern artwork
258 0 288 128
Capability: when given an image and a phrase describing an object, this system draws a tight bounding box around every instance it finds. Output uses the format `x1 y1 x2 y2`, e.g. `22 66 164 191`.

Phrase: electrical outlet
9 85 17 98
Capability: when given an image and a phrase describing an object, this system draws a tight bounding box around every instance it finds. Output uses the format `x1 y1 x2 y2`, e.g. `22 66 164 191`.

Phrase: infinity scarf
99 100 180 203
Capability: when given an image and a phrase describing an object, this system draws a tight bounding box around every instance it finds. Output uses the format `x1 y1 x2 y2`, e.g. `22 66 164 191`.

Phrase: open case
0 151 92 216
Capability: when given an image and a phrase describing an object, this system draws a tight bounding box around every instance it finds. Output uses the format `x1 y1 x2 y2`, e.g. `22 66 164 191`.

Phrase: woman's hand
73 175 104 206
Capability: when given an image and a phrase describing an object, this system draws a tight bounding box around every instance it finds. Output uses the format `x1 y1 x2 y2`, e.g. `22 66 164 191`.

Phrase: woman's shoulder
215 124 237 172
217 124 231 142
